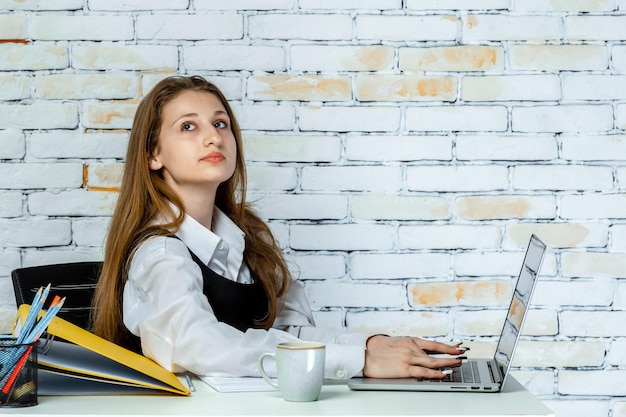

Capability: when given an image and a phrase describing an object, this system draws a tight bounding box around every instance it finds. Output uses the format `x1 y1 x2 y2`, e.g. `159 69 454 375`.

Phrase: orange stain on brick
444 47 497 69
465 16 478 29
416 77 455 97
253 76 350 100
459 197 532 220
354 47 393 70
411 281 510 306
0 39 30 44
88 186 121 192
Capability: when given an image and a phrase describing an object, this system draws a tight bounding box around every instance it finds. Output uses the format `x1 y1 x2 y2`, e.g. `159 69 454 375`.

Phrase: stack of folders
13 300 190 396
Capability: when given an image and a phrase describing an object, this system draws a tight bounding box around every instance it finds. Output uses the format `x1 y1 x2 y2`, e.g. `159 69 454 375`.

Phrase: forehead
161 90 228 119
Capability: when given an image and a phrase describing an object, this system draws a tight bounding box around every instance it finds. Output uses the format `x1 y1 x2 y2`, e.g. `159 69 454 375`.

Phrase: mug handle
257 352 279 389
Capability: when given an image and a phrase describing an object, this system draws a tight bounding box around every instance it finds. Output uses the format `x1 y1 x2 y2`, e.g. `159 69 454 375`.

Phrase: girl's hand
363 335 464 379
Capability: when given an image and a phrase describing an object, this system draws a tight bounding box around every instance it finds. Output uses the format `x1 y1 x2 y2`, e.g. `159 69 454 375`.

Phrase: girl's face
149 90 237 196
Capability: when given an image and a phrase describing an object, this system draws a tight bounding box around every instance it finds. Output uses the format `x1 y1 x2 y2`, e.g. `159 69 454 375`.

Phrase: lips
201 152 225 163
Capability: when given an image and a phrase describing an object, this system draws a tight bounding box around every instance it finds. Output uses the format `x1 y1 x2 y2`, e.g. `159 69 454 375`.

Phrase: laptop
348 234 546 393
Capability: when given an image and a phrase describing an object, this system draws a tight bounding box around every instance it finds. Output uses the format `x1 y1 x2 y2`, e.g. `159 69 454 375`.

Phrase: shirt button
336 370 345 378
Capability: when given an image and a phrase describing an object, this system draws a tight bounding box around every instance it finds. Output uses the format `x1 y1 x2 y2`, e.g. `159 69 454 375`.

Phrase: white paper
199 376 278 393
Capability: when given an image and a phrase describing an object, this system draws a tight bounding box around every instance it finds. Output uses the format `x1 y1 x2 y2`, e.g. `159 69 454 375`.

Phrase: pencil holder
0 338 38 407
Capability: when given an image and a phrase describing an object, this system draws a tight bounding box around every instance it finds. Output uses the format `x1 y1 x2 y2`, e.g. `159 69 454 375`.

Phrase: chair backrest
11 261 103 330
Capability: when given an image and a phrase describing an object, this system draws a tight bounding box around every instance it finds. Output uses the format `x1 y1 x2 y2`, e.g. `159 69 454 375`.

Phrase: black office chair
11 261 103 330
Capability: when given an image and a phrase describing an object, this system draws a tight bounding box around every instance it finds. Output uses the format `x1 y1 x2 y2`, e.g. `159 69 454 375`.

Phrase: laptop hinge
487 361 503 384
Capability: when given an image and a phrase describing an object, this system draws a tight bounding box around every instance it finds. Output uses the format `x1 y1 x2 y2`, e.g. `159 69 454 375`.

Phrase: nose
203 124 222 147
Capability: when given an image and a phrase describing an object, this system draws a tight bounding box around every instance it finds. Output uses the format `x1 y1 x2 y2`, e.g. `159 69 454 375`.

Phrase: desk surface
2 376 554 417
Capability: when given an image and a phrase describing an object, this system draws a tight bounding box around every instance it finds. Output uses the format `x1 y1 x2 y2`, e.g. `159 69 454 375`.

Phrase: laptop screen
493 235 546 379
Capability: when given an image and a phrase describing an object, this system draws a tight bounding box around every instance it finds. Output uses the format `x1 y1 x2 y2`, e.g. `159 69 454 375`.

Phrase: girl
92 75 462 379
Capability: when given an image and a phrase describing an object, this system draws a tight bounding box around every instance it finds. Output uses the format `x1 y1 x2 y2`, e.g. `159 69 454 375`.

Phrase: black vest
187 249 269 332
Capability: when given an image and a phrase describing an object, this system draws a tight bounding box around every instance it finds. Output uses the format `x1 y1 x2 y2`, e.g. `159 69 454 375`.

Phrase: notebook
348 234 546 393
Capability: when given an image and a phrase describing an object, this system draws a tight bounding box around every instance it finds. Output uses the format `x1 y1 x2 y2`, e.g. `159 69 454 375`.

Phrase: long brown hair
91 75 291 347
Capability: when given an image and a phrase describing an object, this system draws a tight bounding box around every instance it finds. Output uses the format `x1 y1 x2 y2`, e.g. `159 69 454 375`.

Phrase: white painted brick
249 14 352 40
306 282 406 308
290 45 394 71
561 194 626 220
356 15 457 41
523 309 559 336
0 192 22 218
399 225 501 250
563 75 626 100
513 165 613 191
184 45 285 71
0 102 78 129
608 340 626 366
289 254 346 280
457 135 558 161
462 75 561 102
351 253 451 279
511 44 608 71
544 400 609 417
72 218 109 247
507 222 609 249
567 16 626 41
0 14 25 39
72 45 178 70
27 190 117 216
0 250 20 277
345 135 452 161
615 402 626 417
463 15 561 41
243 134 340 163
406 106 508 132
0 75 29 100
88 0 187 10
0 129 25 159
562 134 626 160
268 221 288 250
510 370 554 397
559 370 626 396
618 103 626 130
28 132 128 159
406 165 508 192
31 15 133 40
562 251 626 278
87 163 123 189
346 311 450 337
611 224 626 251
137 14 243 40
300 106 400 132
614 45 626 71
515 0 614 11
454 309 507 336
512 104 613 133
0 0 82 10
82 101 137 129
311 310 343 330
457 195 557 220
22 248 102 267
231 104 295 131
618 167 626 190
195 0 293 9
617 281 626 307
0 163 82 189
410 0 510 9
352 193 449 221
35 73 137 100
0 44 67 70
561 311 626 337
290 224 395 251
301 0 398 9
454 251 530 277
0 220 71 247
301 166 402 192
252 194 348 220
514 340 605 368
246 166 297 191
533 280 614 307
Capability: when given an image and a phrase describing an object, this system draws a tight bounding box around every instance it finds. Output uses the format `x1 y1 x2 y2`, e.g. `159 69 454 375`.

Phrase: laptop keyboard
432 362 481 383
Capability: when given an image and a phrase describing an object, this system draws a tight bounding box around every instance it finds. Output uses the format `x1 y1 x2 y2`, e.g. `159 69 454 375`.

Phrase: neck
177 186 217 230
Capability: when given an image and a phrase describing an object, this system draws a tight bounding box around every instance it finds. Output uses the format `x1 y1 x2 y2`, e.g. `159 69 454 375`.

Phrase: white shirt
123 208 369 379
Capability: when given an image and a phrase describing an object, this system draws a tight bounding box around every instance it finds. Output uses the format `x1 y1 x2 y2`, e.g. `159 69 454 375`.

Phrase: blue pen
17 283 51 344
24 297 65 344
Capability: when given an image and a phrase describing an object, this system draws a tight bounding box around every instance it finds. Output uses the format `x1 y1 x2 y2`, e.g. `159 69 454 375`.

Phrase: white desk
2 376 553 417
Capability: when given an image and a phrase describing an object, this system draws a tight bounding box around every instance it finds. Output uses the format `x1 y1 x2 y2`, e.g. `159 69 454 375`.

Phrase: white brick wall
1 2 625 415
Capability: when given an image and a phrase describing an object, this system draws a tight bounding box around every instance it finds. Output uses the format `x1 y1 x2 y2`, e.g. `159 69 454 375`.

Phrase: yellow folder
13 304 190 396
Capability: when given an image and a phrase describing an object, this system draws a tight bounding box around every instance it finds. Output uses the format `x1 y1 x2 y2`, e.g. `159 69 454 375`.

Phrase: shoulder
132 235 192 265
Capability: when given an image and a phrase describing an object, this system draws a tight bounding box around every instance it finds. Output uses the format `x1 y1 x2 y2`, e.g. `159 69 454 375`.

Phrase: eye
181 122 195 131
214 120 228 129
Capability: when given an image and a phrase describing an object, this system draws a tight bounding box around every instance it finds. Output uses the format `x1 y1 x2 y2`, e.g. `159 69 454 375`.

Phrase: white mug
257 341 326 402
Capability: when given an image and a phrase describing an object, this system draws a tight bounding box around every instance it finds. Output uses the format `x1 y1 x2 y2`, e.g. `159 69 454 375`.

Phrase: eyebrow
170 110 229 127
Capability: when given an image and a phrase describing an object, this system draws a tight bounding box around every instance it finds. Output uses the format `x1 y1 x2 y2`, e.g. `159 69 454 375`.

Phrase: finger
408 366 453 380
415 339 466 355
406 353 462 369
